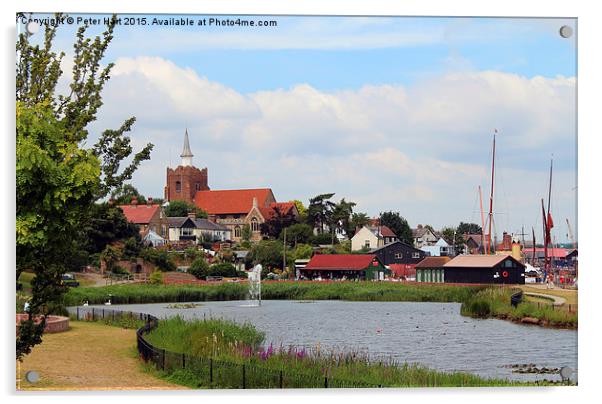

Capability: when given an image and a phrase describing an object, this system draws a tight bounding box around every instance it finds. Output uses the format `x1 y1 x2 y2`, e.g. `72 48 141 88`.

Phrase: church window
195 182 201 191
251 217 260 232
176 181 181 192
234 226 241 238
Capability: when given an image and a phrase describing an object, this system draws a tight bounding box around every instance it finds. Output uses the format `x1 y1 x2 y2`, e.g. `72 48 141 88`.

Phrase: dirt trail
18 321 184 390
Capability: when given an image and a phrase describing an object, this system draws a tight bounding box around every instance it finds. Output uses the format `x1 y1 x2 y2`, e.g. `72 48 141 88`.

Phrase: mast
544 158 553 272
487 130 497 254
478 185 486 254
531 227 536 266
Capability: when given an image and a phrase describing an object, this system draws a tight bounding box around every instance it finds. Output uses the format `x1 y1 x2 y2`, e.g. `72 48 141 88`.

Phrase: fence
73 307 382 389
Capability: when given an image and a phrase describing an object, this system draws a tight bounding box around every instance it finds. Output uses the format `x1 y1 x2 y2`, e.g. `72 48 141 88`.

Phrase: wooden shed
415 256 451 283
443 254 525 284
301 254 389 281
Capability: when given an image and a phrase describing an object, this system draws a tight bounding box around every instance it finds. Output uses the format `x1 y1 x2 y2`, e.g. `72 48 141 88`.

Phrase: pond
98 300 577 382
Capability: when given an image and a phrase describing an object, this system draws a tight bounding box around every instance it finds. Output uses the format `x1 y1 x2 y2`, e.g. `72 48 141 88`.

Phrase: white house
351 225 399 251
167 215 231 243
412 225 439 248
421 237 455 257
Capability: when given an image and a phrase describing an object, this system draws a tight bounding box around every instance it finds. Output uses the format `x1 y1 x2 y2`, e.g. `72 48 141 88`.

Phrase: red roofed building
164 130 298 242
118 197 169 239
301 254 390 281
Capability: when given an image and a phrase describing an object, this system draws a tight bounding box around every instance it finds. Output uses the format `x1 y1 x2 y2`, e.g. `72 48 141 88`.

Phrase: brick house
118 197 169 239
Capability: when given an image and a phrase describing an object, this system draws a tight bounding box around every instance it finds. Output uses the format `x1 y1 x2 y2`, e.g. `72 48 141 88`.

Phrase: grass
142 316 553 388
461 287 577 328
63 281 488 306
17 321 184 390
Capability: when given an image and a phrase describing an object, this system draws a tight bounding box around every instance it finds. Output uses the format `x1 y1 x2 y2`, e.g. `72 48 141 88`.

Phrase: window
395 253 402 259
364 240 371 248
412 252 421 259
175 181 181 192
195 182 201 191
161 225 167 237
234 226 241 238
180 227 194 236
251 217 260 232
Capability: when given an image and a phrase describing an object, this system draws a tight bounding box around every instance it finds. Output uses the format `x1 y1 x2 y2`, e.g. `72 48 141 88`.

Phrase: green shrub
149 271 163 285
189 257 210 279
209 263 238 277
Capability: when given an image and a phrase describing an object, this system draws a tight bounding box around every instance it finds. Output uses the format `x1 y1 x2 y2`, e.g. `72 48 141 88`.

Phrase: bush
311 233 338 246
141 248 176 271
466 299 491 318
112 265 130 275
209 263 238 278
149 271 163 285
189 257 210 279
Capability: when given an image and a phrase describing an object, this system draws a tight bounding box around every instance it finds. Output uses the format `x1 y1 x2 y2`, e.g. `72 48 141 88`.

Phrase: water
100 300 577 382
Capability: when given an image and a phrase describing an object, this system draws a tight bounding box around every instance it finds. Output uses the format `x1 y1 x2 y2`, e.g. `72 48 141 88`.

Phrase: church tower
164 129 209 204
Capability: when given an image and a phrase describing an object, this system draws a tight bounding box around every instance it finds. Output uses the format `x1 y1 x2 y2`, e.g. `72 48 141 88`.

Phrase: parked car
61 273 80 287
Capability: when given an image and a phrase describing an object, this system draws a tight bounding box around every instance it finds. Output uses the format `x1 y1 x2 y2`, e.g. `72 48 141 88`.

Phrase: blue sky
19 14 578 242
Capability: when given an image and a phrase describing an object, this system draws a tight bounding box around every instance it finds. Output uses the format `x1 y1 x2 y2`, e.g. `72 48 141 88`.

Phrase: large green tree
379 211 413 245
307 193 335 234
16 15 153 360
110 184 146 205
457 222 482 235
164 199 208 218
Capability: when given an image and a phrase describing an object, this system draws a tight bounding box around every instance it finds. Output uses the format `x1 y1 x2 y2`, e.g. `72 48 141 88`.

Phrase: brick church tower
164 129 209 204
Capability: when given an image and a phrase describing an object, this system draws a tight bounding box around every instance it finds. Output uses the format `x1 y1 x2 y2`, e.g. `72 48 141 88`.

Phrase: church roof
194 188 274 215
181 129 193 158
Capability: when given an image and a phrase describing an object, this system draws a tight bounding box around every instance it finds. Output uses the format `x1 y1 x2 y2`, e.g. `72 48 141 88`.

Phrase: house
442 254 525 284
118 197 169 239
167 213 231 243
370 241 427 279
421 238 455 257
463 234 484 254
351 225 398 251
301 254 390 281
415 256 451 283
164 130 298 242
412 224 439 248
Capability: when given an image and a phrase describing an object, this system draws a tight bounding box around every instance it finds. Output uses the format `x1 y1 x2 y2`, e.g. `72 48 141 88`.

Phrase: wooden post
76 307 79 320
324 376 328 388
279 370 283 388
92 308 95 320
242 364 246 389
209 359 213 384
162 349 166 370
182 353 185 369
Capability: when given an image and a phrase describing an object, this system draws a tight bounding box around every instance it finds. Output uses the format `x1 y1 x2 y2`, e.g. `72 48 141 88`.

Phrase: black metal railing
72 307 382 389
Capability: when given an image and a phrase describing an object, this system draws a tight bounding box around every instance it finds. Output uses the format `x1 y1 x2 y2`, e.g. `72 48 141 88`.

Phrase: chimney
417 224 423 229
131 196 138 206
108 198 115 207
148 197 153 205
187 211 196 220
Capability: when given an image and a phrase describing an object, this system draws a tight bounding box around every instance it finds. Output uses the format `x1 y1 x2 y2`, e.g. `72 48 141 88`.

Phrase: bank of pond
63 281 576 329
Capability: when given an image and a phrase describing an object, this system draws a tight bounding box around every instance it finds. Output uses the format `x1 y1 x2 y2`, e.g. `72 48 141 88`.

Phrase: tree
293 200 308 223
189 257 210 279
164 200 208 218
100 245 122 273
457 222 482 235
330 198 356 240
16 15 153 359
379 211 413 245
441 226 464 255
261 205 298 239
283 223 314 246
307 193 336 234
110 184 146 205
82 202 140 256
350 212 370 235
241 224 252 244
248 240 284 270
291 243 313 260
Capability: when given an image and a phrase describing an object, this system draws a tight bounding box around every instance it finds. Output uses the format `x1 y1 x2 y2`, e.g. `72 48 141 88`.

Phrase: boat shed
443 254 525 284
415 256 451 283
301 254 390 281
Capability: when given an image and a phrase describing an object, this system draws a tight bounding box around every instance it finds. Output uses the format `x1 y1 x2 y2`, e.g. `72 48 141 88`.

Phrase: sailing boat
541 158 554 287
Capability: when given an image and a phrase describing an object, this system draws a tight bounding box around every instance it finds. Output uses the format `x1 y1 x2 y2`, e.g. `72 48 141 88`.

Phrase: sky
19 13 577 242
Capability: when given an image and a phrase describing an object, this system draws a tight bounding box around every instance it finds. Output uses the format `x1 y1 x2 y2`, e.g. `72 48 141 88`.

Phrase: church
164 130 298 242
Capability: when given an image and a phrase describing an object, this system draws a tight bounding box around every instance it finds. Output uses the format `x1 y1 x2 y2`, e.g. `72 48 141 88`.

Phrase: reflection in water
102 300 577 382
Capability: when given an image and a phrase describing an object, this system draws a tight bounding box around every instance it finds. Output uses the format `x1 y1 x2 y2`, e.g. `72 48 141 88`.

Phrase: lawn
17 321 185 390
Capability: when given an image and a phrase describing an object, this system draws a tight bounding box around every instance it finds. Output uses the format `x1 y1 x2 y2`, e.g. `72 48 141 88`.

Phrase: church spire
181 128 193 167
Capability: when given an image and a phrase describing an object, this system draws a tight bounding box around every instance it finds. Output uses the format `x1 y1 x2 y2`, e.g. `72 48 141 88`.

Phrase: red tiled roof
118 204 161 224
522 248 567 258
415 256 451 268
259 202 297 221
379 225 397 238
305 254 378 270
194 188 274 215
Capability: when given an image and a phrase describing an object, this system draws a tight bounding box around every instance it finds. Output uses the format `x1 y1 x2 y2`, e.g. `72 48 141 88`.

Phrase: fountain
246 264 262 307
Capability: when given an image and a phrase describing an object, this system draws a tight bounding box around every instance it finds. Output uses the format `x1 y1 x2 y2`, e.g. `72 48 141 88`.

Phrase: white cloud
88 56 576 237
